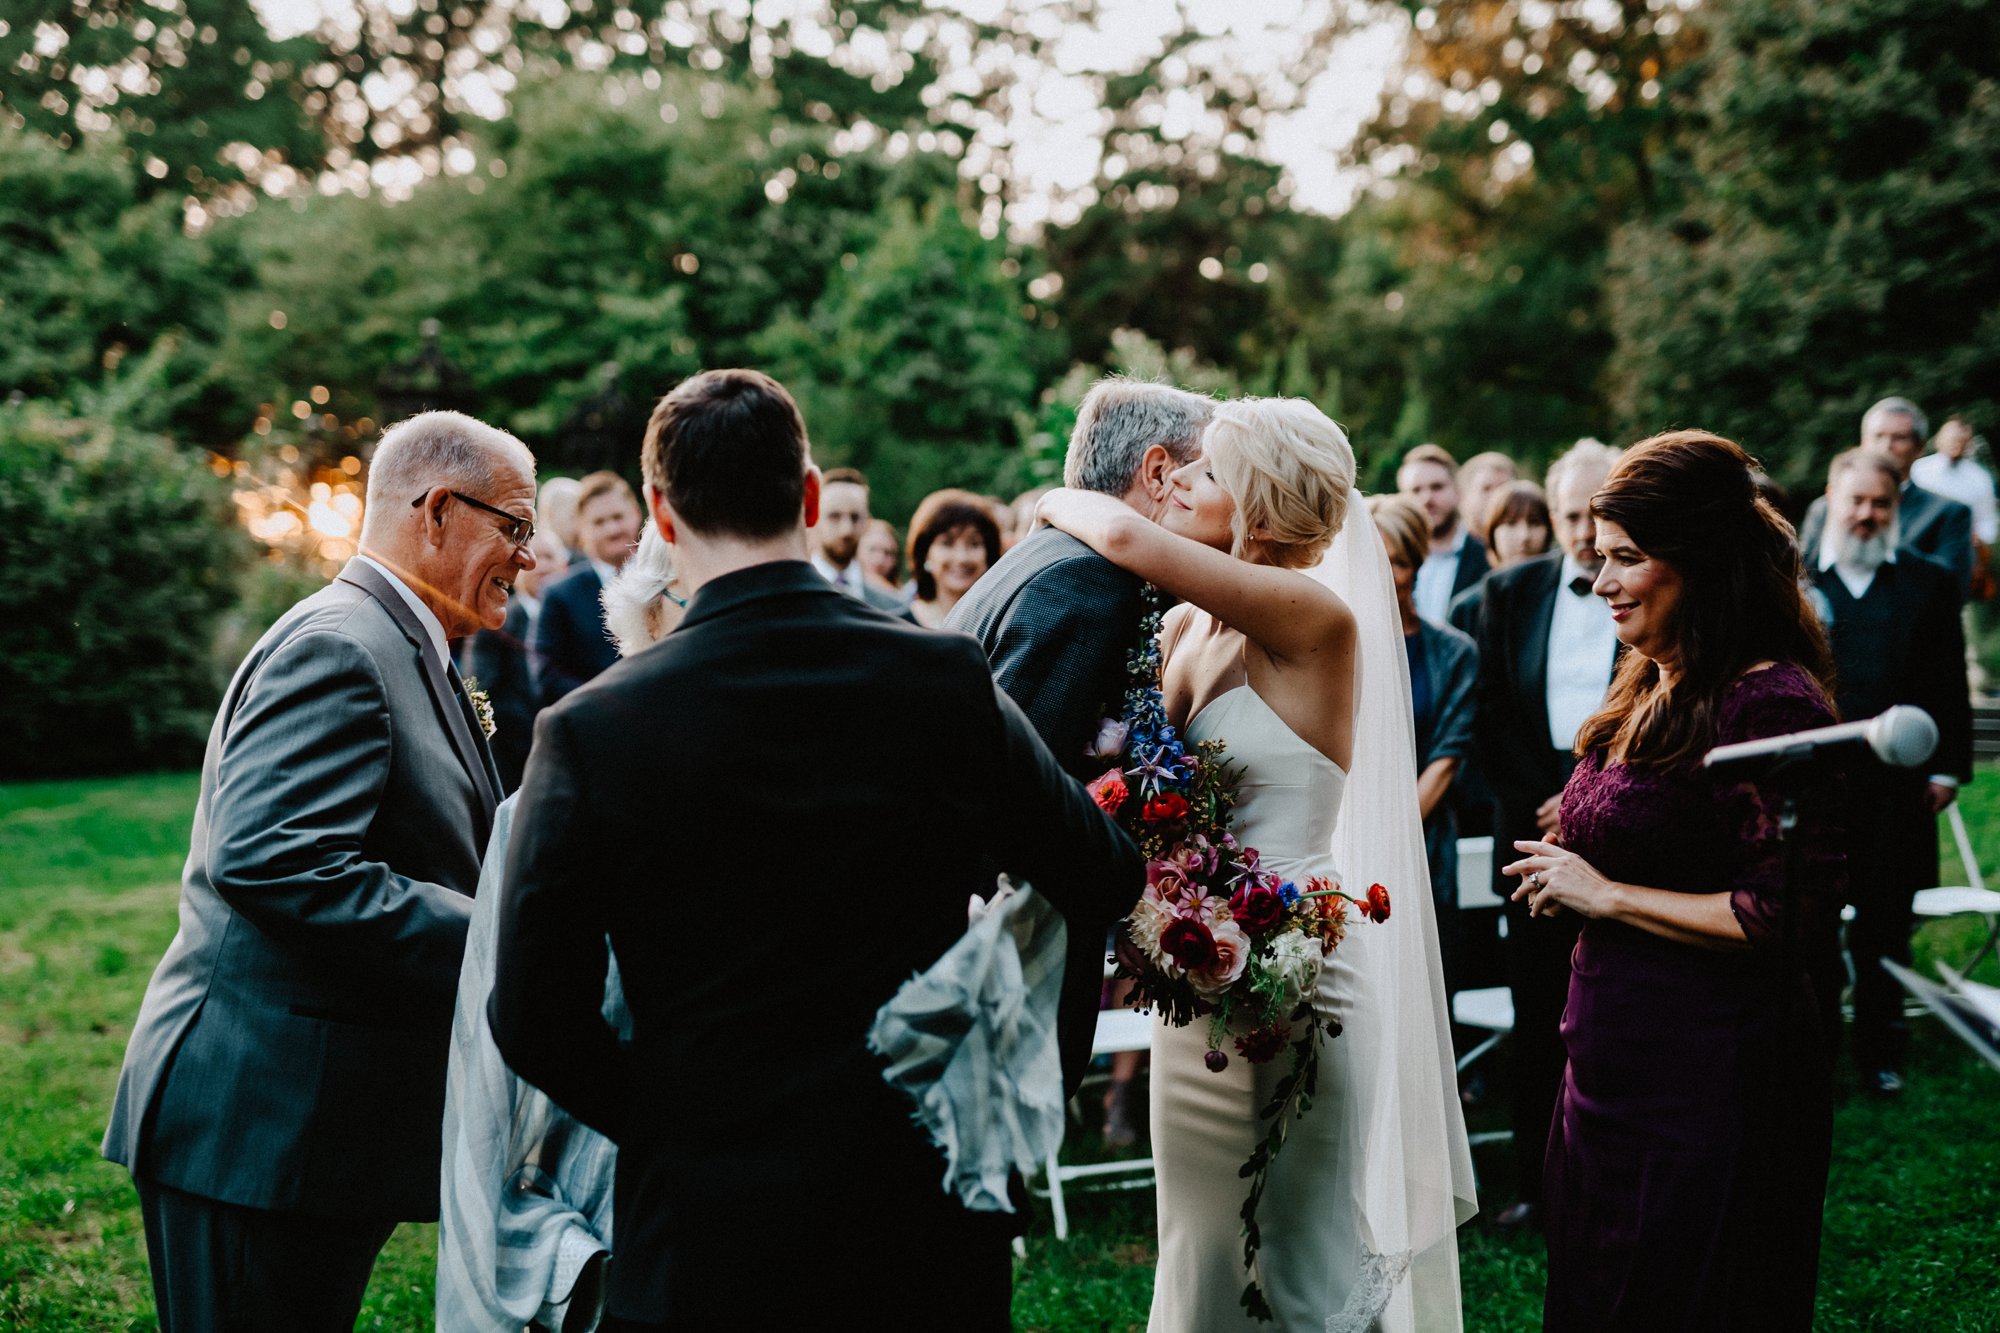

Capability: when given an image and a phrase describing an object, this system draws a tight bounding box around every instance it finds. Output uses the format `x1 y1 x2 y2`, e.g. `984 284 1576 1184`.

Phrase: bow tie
1568 575 1594 596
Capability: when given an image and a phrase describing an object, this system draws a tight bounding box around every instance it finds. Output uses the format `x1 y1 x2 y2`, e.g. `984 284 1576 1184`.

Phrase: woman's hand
1504 840 1624 920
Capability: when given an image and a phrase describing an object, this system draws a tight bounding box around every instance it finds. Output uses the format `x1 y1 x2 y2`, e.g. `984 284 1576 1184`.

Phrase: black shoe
1489 1201 1540 1232
1864 1068 1905 1098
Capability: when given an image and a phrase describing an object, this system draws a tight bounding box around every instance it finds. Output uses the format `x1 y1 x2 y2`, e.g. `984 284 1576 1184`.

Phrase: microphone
1701 705 1938 780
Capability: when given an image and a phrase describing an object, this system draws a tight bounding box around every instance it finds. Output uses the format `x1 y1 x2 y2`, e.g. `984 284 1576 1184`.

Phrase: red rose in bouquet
1229 880 1284 935
1142 792 1190 824
1159 915 1217 969
1364 882 1392 924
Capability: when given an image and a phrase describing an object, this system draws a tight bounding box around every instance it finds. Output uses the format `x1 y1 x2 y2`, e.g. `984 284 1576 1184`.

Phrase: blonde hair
1203 397 1356 569
1367 494 1430 570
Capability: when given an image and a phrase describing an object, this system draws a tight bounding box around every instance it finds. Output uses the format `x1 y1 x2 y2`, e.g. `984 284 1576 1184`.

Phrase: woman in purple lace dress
1504 431 1846 1331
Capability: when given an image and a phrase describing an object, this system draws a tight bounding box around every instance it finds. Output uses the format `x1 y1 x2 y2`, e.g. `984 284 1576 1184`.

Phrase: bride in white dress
1041 397 1476 1332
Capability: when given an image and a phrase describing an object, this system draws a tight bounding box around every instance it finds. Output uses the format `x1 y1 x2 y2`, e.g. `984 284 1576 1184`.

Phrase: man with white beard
1806 449 1970 1098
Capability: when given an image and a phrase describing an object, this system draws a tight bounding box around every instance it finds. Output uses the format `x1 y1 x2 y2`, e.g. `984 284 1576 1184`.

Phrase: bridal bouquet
1089 588 1390 1320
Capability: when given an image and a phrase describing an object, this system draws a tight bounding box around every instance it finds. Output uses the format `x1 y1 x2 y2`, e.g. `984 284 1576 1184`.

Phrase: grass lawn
4 771 2000 1330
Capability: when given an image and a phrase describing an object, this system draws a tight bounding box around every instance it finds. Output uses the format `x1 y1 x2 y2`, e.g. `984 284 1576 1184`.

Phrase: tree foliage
0 400 249 777
1604 0 2000 484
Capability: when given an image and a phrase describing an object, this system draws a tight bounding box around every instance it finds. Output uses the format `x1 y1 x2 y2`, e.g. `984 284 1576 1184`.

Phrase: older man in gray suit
103 412 538 1331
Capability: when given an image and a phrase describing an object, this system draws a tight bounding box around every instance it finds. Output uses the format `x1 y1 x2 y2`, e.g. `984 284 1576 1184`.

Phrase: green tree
0 127 248 434
756 197 1049 520
1604 0 2000 486
0 399 249 777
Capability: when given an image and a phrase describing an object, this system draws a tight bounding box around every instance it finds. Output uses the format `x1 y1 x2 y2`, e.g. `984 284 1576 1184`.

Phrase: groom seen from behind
488 368 1143 1331
947 377 1213 1099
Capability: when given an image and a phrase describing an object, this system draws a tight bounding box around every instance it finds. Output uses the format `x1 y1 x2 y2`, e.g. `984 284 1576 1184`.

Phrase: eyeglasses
413 490 536 548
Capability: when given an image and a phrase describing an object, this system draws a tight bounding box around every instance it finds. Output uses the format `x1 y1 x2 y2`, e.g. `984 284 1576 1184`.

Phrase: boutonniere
462 676 496 738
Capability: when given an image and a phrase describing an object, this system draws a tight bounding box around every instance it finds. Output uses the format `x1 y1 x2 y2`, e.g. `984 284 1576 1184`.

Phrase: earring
664 577 688 609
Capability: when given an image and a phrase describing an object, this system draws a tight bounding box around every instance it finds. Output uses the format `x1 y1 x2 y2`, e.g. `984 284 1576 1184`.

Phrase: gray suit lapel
337 561 500 826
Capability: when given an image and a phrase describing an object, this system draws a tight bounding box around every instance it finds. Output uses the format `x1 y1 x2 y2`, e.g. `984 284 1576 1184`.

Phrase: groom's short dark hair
642 369 809 539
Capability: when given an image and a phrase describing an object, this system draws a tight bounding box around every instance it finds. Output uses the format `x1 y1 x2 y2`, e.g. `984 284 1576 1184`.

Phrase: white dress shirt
358 555 450 671
1414 528 1468 626
811 550 866 597
1544 556 1619 750
1910 453 1999 544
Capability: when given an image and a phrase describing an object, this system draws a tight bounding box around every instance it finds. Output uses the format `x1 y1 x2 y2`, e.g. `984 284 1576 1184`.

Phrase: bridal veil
1309 491 1480 1332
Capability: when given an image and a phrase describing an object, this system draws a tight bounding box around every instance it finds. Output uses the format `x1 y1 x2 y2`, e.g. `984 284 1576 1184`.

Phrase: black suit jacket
1812 555 1972 783
531 563 619 705
460 595 541 793
1802 484 1975 600
944 526 1148 1095
1452 533 1491 603
491 560 1141 1321
1468 553 1605 827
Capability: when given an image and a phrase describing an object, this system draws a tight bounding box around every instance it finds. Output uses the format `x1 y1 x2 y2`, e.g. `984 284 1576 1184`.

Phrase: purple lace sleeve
1716 668 1849 955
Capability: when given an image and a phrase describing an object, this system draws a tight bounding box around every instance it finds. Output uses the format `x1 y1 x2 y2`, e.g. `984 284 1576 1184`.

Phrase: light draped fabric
867 883 1070 1213
438 797 621 1333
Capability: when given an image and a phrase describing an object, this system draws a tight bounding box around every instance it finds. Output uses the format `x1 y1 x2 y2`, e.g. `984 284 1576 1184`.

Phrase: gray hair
1544 436 1623 502
1864 396 1929 443
1063 377 1215 495
362 410 536 541
600 524 678 657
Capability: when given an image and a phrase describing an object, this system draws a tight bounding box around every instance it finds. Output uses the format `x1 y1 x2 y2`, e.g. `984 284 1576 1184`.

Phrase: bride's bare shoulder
1277 567 1356 642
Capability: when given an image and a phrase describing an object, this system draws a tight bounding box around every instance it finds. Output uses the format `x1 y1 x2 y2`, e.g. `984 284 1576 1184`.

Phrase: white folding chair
1913 802 2000 972
1030 1006 1157 1241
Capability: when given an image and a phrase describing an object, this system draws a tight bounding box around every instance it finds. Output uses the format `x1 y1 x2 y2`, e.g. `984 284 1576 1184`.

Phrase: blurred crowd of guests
458 396 1987 1223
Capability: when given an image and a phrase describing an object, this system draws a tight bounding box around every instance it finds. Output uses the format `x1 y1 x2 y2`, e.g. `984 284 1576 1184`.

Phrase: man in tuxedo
1400 443 1491 625
812 465 909 611
533 470 642 703
1465 436 1621 1231
1801 397 1975 599
946 376 1213 1099
460 529 568 792
103 412 533 1331
1809 450 1972 1096
490 369 1142 1330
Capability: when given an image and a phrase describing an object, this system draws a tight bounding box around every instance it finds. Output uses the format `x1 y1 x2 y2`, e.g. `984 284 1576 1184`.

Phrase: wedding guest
1399 443 1489 624
1011 485 1053 544
1912 416 1999 544
858 517 904 594
1481 481 1553 571
1505 429 1845 1332
437 526 683 1333
907 488 1003 628
539 475 584 564
490 368 1140 1330
532 471 641 704
1459 449 1518 540
460 530 568 793
950 377 1213 1099
103 412 531 1332
1464 435 1620 1231
985 493 1020 551
812 466 906 611
1807 449 1971 1095
1801 397 1974 599
1372 495 1479 994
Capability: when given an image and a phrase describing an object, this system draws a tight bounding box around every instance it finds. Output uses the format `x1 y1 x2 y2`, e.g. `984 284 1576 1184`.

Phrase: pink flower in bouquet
1088 717 1131 758
1146 860 1199 907
1087 769 1128 815
1127 891 1170 965
1229 881 1284 935
1166 839 1210 882
1159 915 1218 970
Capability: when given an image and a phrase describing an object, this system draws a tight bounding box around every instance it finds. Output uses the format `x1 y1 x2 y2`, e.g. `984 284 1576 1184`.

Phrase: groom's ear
801 465 822 529
644 483 678 545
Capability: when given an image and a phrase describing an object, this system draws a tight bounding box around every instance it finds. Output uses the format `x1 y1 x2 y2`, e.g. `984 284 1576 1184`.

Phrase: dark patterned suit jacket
946 526 1148 1095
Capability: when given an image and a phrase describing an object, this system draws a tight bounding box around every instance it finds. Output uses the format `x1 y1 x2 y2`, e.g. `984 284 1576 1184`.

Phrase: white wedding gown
1148 682 1374 1330
1148 504 1478 1333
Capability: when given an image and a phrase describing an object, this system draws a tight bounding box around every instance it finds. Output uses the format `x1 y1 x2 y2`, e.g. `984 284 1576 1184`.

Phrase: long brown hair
1573 430 1834 768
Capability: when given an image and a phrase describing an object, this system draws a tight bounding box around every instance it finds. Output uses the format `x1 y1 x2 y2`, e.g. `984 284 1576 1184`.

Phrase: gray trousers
136 1176 398 1333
